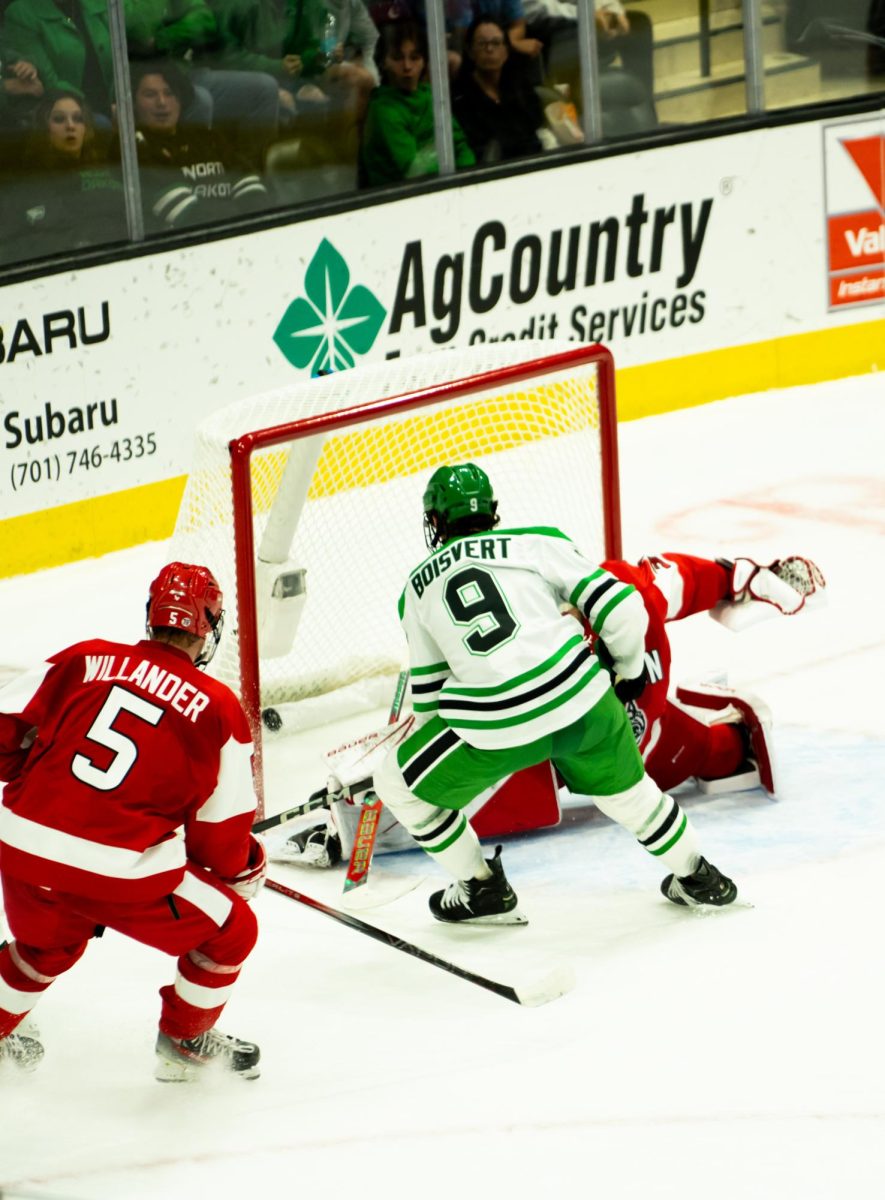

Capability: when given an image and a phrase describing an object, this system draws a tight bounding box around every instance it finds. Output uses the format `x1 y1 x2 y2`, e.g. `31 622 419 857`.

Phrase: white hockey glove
226 834 267 900
713 556 826 630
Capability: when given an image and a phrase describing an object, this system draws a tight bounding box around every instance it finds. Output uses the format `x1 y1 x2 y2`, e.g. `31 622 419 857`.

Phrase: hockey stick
265 876 575 1007
253 672 410 842
342 670 409 894
252 787 329 834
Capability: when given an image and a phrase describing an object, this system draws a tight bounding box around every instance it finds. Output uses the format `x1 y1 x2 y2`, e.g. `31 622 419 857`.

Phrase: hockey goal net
171 341 620 769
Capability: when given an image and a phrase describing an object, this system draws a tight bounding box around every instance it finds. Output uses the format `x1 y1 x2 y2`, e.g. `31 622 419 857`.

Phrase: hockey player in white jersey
373 463 738 924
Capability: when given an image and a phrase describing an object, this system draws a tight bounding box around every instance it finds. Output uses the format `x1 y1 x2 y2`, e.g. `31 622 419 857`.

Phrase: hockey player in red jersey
0 563 266 1080
591 553 826 798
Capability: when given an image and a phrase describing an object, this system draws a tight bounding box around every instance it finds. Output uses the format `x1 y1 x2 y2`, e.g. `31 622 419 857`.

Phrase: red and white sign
824 119 885 310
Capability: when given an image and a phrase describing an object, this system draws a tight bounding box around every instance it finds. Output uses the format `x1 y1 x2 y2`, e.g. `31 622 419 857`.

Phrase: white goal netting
171 341 617 724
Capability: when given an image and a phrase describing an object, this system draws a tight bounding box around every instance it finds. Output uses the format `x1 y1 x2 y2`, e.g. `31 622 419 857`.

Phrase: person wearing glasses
452 16 545 162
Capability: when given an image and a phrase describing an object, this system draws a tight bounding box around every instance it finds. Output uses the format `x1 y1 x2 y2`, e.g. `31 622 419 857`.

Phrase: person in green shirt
3 0 113 119
1 32 44 169
213 0 376 128
359 18 474 187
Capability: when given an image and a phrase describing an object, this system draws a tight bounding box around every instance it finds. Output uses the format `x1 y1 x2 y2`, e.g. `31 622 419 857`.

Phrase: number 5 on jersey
72 685 164 791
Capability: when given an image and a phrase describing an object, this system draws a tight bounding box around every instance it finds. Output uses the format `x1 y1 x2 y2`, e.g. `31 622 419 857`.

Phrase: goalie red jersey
0 637 256 903
599 553 732 763
596 552 827 794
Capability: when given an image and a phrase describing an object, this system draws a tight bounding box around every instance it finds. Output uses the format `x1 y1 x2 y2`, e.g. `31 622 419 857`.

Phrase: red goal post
171 342 620 809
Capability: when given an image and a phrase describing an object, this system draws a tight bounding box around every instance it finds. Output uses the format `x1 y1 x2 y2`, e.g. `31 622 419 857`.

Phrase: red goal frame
227 344 620 808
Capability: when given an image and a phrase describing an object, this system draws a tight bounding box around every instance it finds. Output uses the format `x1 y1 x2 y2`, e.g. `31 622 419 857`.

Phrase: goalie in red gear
0 562 266 1079
589 552 826 798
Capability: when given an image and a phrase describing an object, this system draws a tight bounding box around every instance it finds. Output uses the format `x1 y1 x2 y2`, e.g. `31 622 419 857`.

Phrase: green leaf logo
273 239 387 374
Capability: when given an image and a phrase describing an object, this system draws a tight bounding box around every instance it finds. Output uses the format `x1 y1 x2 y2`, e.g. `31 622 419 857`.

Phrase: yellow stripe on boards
0 477 186 577
616 319 882 421
2 318 880 578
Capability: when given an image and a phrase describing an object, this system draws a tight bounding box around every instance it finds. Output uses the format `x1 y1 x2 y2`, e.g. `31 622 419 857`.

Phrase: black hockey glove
595 639 649 704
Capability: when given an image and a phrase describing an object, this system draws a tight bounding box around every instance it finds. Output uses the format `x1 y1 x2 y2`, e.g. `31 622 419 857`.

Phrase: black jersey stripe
439 646 594 715
411 678 445 695
412 809 460 844
582 576 619 617
639 799 680 847
401 727 461 787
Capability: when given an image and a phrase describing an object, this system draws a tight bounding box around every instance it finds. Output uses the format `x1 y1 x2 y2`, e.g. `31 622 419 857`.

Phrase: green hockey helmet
422 463 498 547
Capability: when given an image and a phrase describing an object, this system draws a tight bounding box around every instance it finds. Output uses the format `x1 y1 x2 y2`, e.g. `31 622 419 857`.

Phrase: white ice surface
1 371 884 1200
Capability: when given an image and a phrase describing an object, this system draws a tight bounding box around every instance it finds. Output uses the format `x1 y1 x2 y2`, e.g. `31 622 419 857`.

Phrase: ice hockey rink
1 369 883 1200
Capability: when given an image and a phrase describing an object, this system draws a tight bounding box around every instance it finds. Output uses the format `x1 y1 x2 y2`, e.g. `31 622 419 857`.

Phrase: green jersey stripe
592 584 637 633
650 812 688 857
569 569 605 607
442 634 585 698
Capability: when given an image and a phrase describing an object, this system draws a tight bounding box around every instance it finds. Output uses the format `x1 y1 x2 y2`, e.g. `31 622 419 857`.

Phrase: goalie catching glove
712 556 826 630
223 834 267 899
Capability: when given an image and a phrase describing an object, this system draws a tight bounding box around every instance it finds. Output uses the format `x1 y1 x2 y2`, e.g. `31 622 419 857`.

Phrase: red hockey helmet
147 562 224 665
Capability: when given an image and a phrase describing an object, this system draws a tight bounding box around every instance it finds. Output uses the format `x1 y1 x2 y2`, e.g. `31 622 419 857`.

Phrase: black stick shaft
252 789 327 833
265 877 522 1003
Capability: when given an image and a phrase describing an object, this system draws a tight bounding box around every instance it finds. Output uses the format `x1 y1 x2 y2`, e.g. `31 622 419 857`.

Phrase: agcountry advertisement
0 111 882 574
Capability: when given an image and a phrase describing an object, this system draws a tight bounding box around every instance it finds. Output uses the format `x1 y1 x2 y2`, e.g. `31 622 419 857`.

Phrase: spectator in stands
521 0 656 121
408 0 476 75
470 0 544 72
212 0 377 129
452 16 545 162
0 40 44 118
3 0 114 123
130 60 269 231
3 0 281 146
366 1 474 77
0 33 44 170
328 0 383 88
0 88 125 265
359 18 475 186
124 2 280 169
595 1 655 106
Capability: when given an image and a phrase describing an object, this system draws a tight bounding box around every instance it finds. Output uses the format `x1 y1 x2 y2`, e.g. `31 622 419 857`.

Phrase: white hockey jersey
398 526 648 750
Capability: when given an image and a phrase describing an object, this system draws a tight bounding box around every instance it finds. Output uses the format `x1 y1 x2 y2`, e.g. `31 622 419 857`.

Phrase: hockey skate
661 857 737 907
676 682 777 797
429 846 527 925
155 1028 261 1082
0 1031 44 1071
272 821 342 869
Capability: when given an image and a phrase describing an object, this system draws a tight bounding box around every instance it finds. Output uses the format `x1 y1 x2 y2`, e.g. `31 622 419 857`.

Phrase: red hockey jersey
0 639 256 903
599 554 730 757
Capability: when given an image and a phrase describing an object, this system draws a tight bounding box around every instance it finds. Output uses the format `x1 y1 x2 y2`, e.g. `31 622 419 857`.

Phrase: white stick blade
513 964 576 1007
340 874 428 910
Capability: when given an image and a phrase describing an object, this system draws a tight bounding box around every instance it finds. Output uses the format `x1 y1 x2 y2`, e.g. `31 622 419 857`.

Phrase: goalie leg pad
676 682 777 798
